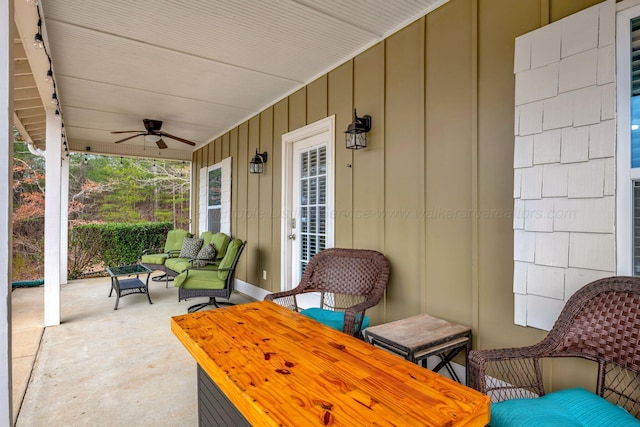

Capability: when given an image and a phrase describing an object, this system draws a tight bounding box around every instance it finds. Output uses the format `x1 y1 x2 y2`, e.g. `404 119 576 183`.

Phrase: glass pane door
298 145 327 276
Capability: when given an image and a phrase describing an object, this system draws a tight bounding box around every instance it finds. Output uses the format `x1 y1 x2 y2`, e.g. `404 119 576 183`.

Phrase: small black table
106 264 152 310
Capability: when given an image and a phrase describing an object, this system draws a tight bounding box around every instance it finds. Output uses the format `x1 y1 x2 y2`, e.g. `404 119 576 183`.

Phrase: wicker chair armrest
342 303 374 337
469 346 545 401
265 290 302 311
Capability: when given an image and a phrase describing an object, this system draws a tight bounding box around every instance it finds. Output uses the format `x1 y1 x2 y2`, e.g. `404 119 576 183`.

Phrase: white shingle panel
589 119 615 159
597 44 615 85
514 168 522 198
558 49 598 93
533 129 561 164
567 159 605 198
543 91 574 130
561 5 599 58
513 199 525 229
535 231 569 268
542 163 569 197
514 135 534 168
520 166 543 200
516 64 559 105
513 261 528 294
600 83 615 120
560 126 589 163
565 268 613 300
569 232 615 271
514 230 536 262
514 106 520 135
514 294 527 326
519 102 544 135
554 196 614 233
524 199 554 232
531 21 561 69
604 157 615 196
527 264 565 299
514 34 532 73
526 295 566 331
598 0 615 48
573 85 602 127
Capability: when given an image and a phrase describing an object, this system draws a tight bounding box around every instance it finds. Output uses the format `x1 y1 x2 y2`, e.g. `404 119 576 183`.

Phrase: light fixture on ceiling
145 134 162 144
249 149 268 174
344 109 371 150
45 68 53 83
51 92 58 105
33 19 43 49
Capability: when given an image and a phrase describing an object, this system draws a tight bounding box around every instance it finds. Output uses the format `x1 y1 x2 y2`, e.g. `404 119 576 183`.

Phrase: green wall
193 0 605 390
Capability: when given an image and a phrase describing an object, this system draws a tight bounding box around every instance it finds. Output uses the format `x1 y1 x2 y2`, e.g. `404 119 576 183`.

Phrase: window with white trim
199 157 231 235
617 3 640 276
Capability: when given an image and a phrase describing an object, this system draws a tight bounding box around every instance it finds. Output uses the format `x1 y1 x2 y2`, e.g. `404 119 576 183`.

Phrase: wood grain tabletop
171 300 489 426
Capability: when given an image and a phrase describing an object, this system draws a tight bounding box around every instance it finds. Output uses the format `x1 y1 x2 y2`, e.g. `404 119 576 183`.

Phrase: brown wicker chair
265 248 390 337
469 276 640 419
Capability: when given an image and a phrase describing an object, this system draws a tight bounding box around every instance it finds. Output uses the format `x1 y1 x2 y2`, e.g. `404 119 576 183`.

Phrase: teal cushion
300 308 370 333
490 387 639 427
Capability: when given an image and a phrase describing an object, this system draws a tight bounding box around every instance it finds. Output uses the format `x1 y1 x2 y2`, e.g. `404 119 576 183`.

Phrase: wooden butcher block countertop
171 300 489 427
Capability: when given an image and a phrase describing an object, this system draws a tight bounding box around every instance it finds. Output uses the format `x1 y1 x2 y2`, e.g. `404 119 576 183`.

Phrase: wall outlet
263 270 267 280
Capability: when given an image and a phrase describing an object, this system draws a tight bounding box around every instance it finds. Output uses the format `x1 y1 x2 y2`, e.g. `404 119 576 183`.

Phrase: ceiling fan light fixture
144 134 162 143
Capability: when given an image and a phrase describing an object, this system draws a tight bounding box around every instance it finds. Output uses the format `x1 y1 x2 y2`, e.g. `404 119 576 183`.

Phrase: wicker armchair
469 276 640 419
265 248 390 337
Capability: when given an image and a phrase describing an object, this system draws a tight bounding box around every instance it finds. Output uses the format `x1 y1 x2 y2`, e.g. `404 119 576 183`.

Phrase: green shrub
68 222 172 279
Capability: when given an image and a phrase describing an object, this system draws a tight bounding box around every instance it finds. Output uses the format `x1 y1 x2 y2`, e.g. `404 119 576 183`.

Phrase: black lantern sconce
344 109 371 150
250 149 268 174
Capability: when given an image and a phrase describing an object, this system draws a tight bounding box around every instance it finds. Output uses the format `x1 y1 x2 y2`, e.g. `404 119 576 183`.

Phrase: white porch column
0 0 13 424
60 155 69 284
44 110 62 327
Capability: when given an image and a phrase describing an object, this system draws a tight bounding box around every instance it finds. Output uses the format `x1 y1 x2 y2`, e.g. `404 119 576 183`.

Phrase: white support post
43 110 62 327
60 155 69 284
0 0 13 423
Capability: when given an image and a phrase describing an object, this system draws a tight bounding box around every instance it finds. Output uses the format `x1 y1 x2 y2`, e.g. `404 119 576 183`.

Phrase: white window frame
616 2 640 275
199 157 231 235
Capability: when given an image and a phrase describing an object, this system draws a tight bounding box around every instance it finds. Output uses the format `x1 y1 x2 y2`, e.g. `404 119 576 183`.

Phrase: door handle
288 234 296 240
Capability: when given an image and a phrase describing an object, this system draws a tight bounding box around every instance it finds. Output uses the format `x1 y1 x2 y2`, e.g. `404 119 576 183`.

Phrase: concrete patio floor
12 275 253 426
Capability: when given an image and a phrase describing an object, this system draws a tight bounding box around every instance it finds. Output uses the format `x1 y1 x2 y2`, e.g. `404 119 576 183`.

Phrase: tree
12 137 191 281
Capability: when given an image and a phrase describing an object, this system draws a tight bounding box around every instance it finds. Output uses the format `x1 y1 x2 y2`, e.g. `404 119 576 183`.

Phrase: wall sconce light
344 109 371 150
249 149 268 174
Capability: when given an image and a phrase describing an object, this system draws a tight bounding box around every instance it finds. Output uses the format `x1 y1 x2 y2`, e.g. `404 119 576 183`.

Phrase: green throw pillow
179 237 203 259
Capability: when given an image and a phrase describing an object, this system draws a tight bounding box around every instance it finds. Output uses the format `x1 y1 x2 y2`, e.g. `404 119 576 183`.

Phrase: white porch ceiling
16 0 446 160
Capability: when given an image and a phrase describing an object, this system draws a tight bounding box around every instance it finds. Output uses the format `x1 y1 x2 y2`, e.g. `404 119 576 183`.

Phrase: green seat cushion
490 387 639 427
211 233 231 260
217 239 242 280
174 269 225 290
164 229 191 252
300 308 370 332
164 258 192 274
141 253 168 265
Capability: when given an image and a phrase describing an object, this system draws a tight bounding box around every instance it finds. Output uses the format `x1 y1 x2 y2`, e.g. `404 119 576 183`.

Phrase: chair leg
187 297 234 313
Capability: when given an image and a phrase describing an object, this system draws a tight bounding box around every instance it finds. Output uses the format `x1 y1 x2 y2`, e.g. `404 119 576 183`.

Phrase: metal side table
363 313 472 385
106 264 152 310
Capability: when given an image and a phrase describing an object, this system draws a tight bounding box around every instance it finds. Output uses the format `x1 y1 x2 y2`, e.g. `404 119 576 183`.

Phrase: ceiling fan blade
111 130 143 134
155 138 168 149
158 131 196 146
113 133 144 144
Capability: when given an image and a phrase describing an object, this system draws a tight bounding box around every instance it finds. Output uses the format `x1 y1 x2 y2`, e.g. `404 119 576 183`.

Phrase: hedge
68 222 173 279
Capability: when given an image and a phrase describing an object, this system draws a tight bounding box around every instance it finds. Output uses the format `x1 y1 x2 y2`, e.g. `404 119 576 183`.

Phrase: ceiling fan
111 119 196 149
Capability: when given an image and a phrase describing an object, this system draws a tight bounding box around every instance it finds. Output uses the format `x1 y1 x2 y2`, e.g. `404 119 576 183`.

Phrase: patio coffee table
106 264 152 310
